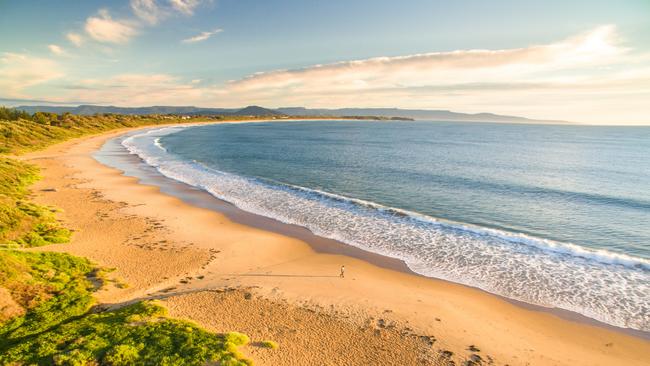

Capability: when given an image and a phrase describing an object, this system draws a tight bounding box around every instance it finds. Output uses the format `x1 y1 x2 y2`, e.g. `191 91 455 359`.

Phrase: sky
1 0 649 124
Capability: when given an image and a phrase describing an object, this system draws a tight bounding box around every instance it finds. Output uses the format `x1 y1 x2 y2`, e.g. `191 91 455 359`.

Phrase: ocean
115 120 650 332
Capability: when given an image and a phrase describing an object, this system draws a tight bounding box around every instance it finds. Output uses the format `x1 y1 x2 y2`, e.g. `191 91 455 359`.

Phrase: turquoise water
121 121 650 331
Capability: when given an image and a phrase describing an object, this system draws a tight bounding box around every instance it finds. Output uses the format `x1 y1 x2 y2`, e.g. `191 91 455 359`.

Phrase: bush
103 344 141 365
225 331 251 346
259 340 279 349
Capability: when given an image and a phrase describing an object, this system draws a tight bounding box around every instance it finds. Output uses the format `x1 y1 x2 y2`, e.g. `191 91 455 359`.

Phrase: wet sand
22 124 650 365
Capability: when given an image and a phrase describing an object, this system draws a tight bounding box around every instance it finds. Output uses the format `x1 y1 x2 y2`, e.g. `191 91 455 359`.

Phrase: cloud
48 44 66 56
131 0 208 24
66 32 84 47
0 53 63 98
206 24 650 124
131 0 166 25
169 0 202 15
10 25 650 124
84 9 137 44
63 74 210 106
182 28 222 43
229 25 624 93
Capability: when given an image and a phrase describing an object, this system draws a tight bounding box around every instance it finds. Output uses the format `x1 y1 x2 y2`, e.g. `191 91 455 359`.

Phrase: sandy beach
21 125 650 366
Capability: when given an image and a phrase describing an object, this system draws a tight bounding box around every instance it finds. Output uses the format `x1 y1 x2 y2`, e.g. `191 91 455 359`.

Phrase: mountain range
15 105 570 124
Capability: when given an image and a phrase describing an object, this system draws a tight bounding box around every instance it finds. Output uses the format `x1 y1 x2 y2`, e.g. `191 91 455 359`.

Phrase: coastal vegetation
0 107 198 154
0 251 253 366
0 108 255 365
259 340 279 349
0 157 71 248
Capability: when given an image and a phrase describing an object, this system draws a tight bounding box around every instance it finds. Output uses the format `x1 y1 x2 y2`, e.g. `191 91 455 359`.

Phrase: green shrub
225 331 251 346
259 340 279 349
103 344 141 365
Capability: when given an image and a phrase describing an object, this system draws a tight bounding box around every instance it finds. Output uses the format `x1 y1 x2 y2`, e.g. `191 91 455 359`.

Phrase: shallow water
120 121 650 331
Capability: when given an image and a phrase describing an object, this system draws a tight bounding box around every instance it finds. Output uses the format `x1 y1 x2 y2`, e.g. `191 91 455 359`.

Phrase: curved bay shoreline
24 122 650 365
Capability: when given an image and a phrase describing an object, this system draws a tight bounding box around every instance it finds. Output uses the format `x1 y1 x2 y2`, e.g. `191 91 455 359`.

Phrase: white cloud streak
182 28 222 43
48 44 66 56
131 0 167 25
66 32 83 47
0 53 63 98
169 0 202 15
229 25 624 92
84 9 137 44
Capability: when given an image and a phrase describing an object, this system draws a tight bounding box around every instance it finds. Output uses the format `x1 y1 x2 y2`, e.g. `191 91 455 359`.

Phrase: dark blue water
121 121 650 331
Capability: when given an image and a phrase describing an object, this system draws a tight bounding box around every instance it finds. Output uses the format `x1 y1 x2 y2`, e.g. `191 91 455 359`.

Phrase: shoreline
22 122 650 365
99 127 649 340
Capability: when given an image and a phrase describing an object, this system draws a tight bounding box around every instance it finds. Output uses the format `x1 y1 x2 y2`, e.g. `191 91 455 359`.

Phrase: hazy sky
1 0 649 124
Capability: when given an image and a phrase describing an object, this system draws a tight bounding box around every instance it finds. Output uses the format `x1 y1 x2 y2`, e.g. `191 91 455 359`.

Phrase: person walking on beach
340 265 345 278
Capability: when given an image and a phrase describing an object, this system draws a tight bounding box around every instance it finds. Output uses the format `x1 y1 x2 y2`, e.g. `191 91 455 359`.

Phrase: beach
22 125 650 366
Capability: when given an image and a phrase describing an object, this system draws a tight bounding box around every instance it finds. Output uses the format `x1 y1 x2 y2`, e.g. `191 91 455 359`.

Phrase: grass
1 301 254 366
0 251 96 339
0 157 71 248
0 251 253 366
0 115 184 155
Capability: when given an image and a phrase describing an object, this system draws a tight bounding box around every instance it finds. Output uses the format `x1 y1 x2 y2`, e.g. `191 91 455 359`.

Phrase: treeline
0 106 76 124
0 106 188 127
0 107 31 121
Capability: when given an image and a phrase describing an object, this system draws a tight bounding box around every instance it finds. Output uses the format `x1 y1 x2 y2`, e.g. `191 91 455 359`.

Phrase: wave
120 126 650 332
274 181 650 269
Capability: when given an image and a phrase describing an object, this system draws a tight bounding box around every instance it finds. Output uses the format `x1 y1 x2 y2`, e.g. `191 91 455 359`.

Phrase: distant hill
232 105 283 116
276 107 570 124
15 105 570 124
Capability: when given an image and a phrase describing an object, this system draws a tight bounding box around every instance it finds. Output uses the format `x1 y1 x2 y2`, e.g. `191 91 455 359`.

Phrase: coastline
23 122 650 365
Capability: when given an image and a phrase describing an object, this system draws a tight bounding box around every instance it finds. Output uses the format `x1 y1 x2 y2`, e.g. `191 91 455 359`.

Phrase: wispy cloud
206 25 649 123
182 28 222 43
64 74 207 106
169 0 202 15
66 32 84 47
0 53 63 98
48 44 66 56
130 0 167 25
84 9 137 44
229 25 624 92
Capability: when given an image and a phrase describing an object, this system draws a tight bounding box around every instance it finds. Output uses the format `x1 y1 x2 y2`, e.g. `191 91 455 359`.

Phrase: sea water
119 120 650 331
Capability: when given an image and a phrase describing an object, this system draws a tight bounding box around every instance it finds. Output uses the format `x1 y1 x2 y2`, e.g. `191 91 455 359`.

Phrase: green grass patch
0 251 253 366
0 157 71 248
0 301 253 366
0 251 96 338
0 115 184 155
